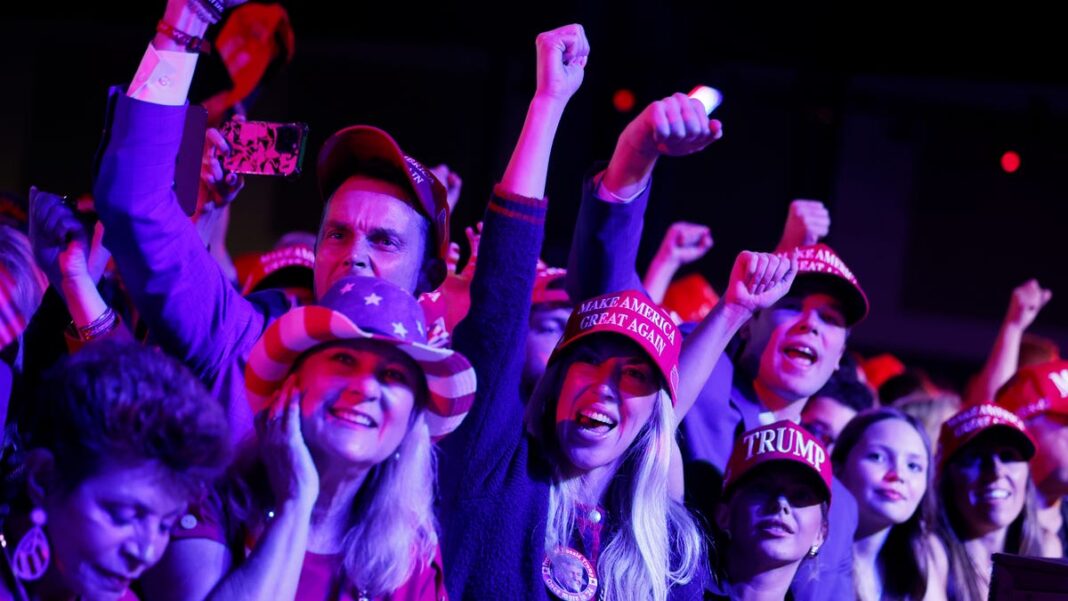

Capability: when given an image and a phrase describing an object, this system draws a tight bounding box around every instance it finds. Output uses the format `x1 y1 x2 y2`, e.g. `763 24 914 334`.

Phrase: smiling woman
935 404 1045 601
0 341 231 601
832 408 946 601
141 276 475 601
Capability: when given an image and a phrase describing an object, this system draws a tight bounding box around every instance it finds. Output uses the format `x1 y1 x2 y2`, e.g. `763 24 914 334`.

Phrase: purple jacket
93 91 291 443
566 172 857 601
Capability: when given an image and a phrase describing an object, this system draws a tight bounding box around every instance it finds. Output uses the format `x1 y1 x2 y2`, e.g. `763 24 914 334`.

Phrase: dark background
3 2 1067 388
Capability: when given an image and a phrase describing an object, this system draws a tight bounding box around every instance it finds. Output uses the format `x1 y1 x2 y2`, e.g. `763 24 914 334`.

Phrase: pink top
173 499 446 601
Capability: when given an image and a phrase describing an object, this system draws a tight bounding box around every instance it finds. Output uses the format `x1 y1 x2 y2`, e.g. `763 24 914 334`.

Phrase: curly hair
28 340 231 495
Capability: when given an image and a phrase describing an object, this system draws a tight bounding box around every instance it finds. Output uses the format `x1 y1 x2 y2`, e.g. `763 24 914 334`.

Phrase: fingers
750 253 772 294
646 92 723 155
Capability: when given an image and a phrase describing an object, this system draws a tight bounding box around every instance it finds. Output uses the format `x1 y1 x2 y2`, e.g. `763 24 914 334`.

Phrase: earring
11 507 50 581
807 544 820 558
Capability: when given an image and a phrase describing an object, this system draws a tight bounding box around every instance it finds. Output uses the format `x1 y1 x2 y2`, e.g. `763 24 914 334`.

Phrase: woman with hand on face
141 276 475 601
710 421 831 601
833 408 949 601
0 341 231 601
936 404 1044 601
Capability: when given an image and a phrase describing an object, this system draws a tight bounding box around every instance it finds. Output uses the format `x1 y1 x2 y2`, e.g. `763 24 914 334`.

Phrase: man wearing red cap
92 0 452 442
997 360 1068 557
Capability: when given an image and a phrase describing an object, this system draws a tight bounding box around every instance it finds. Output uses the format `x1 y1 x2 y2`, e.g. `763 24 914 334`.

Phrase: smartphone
220 120 309 178
687 85 722 116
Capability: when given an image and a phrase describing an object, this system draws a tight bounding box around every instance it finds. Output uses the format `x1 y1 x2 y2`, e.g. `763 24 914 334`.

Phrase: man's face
314 175 430 298
743 291 848 405
523 303 572 387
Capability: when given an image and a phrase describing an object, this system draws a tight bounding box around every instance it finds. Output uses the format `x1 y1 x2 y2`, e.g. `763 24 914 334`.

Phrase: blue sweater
439 183 706 600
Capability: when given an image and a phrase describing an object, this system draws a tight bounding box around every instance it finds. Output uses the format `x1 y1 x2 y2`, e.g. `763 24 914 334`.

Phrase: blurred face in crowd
839 418 929 535
1023 413 1068 498
801 395 858 451
315 176 430 298
555 336 660 476
295 339 423 471
946 432 1030 539
720 463 827 570
37 459 187 601
744 289 847 405
524 303 572 388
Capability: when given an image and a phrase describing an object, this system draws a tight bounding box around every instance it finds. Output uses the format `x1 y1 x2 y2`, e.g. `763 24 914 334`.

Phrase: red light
1001 151 1021 173
613 89 636 113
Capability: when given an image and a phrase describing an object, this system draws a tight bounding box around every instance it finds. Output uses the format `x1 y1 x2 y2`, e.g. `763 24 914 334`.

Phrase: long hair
936 437 1043 601
225 365 438 597
525 349 704 601
831 408 936 601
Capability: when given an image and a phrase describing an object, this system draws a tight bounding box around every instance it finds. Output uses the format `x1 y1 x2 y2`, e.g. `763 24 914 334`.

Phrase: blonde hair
526 353 704 601
339 413 438 596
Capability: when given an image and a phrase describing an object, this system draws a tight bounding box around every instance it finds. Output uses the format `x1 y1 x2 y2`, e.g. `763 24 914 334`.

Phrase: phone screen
221 120 309 177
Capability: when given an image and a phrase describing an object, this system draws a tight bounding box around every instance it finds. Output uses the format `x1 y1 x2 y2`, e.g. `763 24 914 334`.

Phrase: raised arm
93 0 264 380
643 220 713 303
566 92 722 301
675 250 798 420
443 23 587 493
966 279 1052 405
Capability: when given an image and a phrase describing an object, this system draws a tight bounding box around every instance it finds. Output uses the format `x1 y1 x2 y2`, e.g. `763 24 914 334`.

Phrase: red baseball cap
549 290 681 404
788 243 869 326
662 273 719 324
317 126 450 280
936 403 1036 471
996 360 1068 421
241 243 315 296
722 420 833 502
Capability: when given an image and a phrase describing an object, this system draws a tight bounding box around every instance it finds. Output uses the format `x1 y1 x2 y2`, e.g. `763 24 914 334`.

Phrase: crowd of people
1 1 1066 599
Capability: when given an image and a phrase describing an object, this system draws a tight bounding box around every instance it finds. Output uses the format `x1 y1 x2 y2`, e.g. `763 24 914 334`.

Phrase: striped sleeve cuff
488 184 547 225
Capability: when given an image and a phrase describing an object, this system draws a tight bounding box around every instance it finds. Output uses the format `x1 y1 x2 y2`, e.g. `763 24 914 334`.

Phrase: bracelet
189 0 224 24
156 20 212 54
75 307 118 342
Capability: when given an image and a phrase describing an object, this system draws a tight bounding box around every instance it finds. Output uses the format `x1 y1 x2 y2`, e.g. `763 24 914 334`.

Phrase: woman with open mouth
707 420 831 601
832 408 948 601
935 403 1045 601
140 275 475 601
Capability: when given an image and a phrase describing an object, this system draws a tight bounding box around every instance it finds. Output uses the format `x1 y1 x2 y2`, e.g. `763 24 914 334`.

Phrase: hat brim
723 459 832 504
794 273 869 326
246 306 476 438
548 329 676 405
940 424 1037 472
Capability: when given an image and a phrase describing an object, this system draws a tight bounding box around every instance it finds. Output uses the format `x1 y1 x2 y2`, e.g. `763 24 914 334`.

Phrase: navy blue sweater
438 187 706 600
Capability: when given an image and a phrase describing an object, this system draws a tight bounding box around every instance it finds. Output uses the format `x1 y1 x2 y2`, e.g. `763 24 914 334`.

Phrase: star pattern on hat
392 322 408 338
416 321 424 337
339 282 355 295
364 292 382 306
